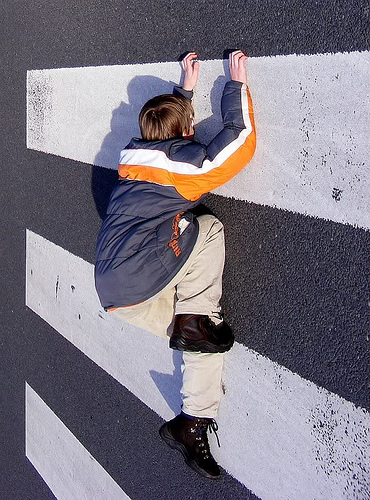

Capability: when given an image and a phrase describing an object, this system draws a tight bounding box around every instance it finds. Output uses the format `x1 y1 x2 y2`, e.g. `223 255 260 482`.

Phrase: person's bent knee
196 214 224 235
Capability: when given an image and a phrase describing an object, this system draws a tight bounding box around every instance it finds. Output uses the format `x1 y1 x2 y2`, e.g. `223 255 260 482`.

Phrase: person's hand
182 52 199 91
229 50 248 85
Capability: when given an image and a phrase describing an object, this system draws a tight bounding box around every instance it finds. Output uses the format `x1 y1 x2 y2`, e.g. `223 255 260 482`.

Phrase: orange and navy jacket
95 80 256 310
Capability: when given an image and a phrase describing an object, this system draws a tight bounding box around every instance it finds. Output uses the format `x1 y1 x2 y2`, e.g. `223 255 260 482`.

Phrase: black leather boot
170 314 234 353
159 413 221 479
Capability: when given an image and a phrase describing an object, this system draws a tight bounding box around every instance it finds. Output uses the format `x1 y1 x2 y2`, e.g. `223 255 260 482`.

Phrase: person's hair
139 94 194 141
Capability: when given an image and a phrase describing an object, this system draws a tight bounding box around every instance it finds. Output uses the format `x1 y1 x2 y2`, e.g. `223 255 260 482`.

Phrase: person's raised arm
174 51 256 202
173 52 199 100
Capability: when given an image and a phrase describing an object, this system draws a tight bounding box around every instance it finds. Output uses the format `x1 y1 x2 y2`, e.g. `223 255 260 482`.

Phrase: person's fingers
229 52 236 68
189 54 198 65
231 50 243 60
182 53 194 69
232 50 245 59
183 53 198 71
231 52 247 74
229 50 243 68
234 52 246 63
228 50 248 83
237 55 248 66
184 52 198 61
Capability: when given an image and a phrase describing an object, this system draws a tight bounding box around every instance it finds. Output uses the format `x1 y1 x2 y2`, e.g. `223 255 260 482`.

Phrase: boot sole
169 336 234 353
159 423 221 480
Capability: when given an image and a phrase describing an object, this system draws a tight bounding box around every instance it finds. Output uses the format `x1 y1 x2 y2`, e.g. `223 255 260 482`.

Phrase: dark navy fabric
173 85 194 100
95 180 200 309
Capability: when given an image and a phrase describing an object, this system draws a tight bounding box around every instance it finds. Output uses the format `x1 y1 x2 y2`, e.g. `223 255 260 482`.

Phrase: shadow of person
193 74 228 145
149 350 184 415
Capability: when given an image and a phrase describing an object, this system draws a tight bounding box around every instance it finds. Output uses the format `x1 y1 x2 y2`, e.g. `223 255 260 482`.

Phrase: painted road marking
26 229 370 500
25 383 130 500
26 52 370 230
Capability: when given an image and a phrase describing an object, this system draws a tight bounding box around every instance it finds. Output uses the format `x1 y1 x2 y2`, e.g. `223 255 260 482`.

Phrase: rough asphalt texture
1 1 369 499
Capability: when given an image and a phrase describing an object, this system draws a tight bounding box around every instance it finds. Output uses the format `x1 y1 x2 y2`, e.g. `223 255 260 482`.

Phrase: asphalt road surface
1 1 369 499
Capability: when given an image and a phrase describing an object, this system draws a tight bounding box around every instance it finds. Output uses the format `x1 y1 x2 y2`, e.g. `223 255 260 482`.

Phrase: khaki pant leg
181 351 225 419
175 216 225 320
112 286 176 339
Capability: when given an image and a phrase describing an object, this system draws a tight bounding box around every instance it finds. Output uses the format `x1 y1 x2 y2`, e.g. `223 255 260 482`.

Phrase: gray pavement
1 1 369 499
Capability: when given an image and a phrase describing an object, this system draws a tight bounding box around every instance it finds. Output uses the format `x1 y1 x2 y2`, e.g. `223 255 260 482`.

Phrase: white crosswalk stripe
26 52 370 229
25 228 370 500
26 383 131 500
24 49 370 499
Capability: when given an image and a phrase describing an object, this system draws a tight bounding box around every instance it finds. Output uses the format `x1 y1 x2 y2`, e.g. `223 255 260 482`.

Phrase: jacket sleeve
173 86 193 100
173 80 256 201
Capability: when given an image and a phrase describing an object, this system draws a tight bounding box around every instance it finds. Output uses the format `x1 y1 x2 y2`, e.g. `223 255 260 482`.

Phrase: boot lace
190 418 220 460
211 311 224 322
206 312 224 328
